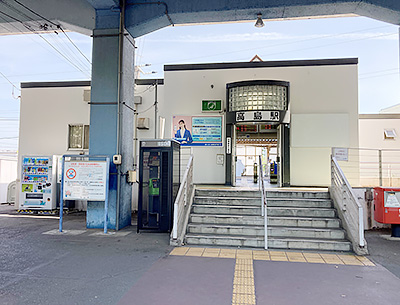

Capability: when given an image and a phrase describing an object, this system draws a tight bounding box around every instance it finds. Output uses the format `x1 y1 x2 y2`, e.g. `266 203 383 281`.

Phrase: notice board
63 160 108 201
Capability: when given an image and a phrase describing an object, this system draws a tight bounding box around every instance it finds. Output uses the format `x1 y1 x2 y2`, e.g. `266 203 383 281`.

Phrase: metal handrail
331 156 367 254
171 155 194 245
258 156 268 250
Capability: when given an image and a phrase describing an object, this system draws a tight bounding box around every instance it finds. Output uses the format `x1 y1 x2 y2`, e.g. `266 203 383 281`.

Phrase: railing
170 155 194 246
331 156 368 255
258 156 268 250
333 147 400 187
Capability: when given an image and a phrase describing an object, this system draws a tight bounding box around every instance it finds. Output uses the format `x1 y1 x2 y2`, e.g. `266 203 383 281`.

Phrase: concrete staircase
184 188 352 252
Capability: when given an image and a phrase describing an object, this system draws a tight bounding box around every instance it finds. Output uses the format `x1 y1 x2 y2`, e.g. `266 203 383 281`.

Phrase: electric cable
11 0 92 64
0 9 89 75
0 71 20 91
148 24 394 66
0 1 91 76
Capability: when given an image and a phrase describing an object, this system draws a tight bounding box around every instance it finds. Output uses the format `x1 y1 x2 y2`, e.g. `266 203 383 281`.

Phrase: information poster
333 148 349 161
63 161 107 201
172 115 223 146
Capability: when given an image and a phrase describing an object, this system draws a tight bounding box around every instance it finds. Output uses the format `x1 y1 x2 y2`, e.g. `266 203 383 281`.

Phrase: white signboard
333 148 348 161
63 161 107 201
385 192 400 208
236 111 280 122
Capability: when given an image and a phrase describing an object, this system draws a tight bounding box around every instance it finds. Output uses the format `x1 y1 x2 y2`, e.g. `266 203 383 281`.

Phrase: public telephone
138 140 180 232
149 178 160 195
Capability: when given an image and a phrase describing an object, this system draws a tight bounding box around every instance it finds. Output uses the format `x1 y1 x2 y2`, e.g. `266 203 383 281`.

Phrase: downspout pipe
154 82 158 138
115 0 126 230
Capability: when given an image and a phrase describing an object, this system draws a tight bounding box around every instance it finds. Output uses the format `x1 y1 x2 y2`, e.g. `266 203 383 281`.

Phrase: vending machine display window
20 156 57 210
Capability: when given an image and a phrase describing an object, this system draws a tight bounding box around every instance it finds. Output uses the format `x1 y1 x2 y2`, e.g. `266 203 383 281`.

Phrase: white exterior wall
359 115 400 150
163 63 358 186
0 159 17 203
17 85 91 209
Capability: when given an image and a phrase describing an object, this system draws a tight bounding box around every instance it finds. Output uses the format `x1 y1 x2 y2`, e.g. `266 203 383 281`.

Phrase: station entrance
235 123 278 187
224 80 290 187
228 122 290 187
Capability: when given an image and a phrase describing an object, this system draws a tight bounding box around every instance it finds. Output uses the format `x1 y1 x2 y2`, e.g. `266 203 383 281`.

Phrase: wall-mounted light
255 13 264 28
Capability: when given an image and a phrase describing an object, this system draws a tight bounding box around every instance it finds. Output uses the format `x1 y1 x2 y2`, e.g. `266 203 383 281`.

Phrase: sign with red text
63 161 107 201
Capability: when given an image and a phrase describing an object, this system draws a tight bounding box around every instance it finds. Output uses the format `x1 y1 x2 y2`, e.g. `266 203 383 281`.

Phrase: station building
16 57 359 211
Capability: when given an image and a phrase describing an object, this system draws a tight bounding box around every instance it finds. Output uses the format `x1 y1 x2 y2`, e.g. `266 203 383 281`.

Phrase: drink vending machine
20 156 57 210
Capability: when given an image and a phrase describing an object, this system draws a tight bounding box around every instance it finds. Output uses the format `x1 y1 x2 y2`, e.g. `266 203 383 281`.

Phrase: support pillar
87 20 134 229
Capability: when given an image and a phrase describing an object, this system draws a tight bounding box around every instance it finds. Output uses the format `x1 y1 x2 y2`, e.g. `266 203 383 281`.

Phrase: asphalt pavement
1 204 400 305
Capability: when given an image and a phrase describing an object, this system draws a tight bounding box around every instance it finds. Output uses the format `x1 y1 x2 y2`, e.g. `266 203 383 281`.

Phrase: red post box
374 187 400 237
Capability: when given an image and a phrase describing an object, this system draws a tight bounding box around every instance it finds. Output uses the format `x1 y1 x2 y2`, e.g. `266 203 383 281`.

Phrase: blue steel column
88 10 134 229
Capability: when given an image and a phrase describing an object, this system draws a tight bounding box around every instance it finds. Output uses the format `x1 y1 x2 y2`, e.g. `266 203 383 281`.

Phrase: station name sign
236 111 280 122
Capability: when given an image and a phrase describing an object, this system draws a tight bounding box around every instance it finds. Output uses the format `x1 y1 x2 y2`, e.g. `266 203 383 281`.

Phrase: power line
0 2 91 77
252 32 397 62
0 136 18 140
11 0 92 65
0 71 20 91
148 24 394 66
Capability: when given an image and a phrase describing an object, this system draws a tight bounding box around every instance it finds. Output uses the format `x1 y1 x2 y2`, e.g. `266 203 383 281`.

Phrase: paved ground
1 204 400 305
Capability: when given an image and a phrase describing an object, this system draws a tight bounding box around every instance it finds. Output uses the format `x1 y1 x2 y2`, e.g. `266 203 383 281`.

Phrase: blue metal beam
118 0 400 37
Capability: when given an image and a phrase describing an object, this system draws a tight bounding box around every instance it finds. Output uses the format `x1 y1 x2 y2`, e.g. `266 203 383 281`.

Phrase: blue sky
0 15 399 151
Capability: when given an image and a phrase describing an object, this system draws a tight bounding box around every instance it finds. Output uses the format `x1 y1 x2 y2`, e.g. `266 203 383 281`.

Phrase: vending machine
20 156 57 210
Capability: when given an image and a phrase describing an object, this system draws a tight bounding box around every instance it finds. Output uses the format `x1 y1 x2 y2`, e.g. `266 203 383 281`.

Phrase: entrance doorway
235 123 279 187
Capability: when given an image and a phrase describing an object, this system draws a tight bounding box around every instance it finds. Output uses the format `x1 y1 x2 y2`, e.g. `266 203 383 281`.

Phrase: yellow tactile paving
338 255 364 266
356 256 375 266
269 251 288 261
252 250 270 261
236 250 253 259
286 252 307 263
233 285 255 294
233 277 254 286
303 253 325 264
220 249 237 258
169 247 375 267
232 257 256 305
169 247 189 256
185 247 205 256
232 293 256 305
234 270 254 278
202 248 221 257
320 254 345 265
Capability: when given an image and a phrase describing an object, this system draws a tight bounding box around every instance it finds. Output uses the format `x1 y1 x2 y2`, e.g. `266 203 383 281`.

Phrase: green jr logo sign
202 100 222 112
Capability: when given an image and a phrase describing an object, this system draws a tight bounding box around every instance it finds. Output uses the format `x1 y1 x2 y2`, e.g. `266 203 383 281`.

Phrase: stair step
268 216 340 228
267 198 332 208
187 224 346 239
190 214 263 225
195 189 330 200
185 234 352 252
195 189 260 198
266 191 330 199
192 205 260 215
192 205 336 218
195 196 261 205
190 214 340 228
195 197 332 208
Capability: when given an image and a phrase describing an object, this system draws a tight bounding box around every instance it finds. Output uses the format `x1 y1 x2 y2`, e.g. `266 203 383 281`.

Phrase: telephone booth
138 139 180 232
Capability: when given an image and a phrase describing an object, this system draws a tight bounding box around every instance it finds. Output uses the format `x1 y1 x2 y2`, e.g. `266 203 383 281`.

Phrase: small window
68 124 89 149
384 129 396 140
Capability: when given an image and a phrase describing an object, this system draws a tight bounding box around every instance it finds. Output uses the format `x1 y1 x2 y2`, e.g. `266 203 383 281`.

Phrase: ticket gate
138 139 180 232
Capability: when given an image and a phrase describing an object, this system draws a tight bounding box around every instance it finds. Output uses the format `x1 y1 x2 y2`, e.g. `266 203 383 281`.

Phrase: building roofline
21 81 91 89
21 79 164 89
359 114 400 119
164 58 358 72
